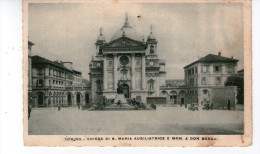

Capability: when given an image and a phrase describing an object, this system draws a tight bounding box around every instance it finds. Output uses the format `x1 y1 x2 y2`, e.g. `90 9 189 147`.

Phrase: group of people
129 98 146 109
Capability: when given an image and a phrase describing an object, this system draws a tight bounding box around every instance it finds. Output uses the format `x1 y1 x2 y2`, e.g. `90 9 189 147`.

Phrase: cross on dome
123 12 131 28
150 25 153 33
100 27 103 35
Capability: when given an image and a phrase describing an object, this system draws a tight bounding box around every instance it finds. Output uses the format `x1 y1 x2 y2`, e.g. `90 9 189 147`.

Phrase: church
89 14 167 104
89 13 239 109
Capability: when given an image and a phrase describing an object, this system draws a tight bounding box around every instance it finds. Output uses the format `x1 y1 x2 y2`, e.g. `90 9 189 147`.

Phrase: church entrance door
122 84 130 98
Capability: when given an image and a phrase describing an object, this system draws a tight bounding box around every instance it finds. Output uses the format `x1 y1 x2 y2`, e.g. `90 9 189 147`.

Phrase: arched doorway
202 89 210 105
227 99 231 110
76 93 81 105
37 92 44 107
179 90 186 105
122 84 130 98
85 93 90 105
67 93 72 106
170 91 178 104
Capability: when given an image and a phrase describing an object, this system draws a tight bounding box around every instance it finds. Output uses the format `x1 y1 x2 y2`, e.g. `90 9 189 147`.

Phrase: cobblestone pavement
28 106 244 135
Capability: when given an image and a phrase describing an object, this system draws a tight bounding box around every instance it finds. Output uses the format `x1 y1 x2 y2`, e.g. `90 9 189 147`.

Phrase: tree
225 76 244 104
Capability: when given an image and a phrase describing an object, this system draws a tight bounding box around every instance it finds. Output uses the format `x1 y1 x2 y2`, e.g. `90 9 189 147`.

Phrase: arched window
37 92 44 107
201 77 206 85
37 79 43 87
216 77 221 85
150 45 155 54
148 79 155 91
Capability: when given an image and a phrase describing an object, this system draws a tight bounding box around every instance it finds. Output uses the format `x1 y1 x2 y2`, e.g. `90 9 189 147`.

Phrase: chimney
218 52 221 56
231 56 233 59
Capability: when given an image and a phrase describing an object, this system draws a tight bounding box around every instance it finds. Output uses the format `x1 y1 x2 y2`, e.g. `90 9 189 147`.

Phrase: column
113 54 117 90
141 53 146 90
45 67 49 87
131 53 135 90
103 54 107 90
156 78 159 96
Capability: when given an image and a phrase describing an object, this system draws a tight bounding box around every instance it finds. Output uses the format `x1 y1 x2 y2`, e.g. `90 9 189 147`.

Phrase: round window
119 55 129 65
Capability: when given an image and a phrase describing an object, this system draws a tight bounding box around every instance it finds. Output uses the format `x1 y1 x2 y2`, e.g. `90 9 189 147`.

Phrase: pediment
102 37 146 51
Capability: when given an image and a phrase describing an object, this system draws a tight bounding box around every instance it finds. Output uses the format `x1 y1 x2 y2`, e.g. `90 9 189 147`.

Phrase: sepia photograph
23 0 251 146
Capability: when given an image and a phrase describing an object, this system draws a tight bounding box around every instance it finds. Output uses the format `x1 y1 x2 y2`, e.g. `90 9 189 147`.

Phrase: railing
32 86 66 89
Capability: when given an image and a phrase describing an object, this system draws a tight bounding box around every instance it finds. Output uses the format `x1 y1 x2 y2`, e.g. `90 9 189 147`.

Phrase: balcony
32 86 52 90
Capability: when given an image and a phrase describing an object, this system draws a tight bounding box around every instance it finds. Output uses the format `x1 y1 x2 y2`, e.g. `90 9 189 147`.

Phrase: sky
28 2 244 80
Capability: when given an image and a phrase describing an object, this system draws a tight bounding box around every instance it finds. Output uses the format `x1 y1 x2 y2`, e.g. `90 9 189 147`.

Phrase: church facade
89 14 166 104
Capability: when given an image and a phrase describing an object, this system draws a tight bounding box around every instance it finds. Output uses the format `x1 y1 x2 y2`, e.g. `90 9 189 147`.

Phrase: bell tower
95 27 106 55
146 25 158 55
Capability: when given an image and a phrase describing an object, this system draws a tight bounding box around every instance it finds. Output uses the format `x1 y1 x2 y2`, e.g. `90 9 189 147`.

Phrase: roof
66 79 91 87
28 41 34 46
165 79 185 87
237 69 244 73
159 59 166 65
73 70 82 75
31 55 73 72
184 54 239 69
82 79 91 87
102 36 146 52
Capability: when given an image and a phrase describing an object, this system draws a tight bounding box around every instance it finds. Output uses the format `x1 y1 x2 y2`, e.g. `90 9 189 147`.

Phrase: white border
0 0 259 153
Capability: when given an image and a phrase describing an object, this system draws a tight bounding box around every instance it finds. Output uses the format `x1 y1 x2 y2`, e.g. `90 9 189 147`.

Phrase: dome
111 13 143 42
111 27 143 42
147 25 157 41
147 32 156 40
96 28 106 44
97 34 106 42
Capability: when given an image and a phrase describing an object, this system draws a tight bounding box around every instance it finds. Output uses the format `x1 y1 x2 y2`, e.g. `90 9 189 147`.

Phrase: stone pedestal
114 94 127 104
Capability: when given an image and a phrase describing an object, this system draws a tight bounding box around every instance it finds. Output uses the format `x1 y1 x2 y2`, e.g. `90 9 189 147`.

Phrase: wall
211 86 237 110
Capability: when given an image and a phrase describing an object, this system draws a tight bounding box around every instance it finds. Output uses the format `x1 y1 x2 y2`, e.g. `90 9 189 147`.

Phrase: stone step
106 103 135 110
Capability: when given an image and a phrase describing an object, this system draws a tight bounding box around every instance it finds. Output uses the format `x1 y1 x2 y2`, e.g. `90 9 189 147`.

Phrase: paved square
28 107 244 135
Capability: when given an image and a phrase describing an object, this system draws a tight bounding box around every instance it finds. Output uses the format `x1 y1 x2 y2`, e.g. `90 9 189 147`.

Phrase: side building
159 80 186 106
30 55 91 108
183 52 239 110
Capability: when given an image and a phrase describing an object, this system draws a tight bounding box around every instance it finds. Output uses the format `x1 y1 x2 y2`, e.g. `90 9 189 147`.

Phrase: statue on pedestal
117 81 123 94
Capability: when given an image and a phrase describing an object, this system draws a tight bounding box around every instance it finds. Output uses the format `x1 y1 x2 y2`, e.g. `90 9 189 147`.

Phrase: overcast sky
28 2 244 80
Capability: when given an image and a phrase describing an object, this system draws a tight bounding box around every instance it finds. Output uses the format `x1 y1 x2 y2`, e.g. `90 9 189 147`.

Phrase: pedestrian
185 103 187 108
77 102 80 110
28 104 32 119
58 103 61 111
102 98 106 107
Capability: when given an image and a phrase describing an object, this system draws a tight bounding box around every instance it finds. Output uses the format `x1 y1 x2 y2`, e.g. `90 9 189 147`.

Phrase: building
30 53 91 107
159 79 186 106
89 14 166 104
183 52 239 109
28 41 34 106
